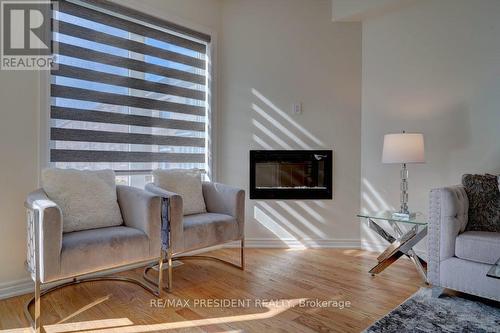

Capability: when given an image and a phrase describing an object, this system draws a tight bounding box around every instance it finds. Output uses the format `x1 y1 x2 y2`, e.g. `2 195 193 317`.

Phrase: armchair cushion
153 169 206 215
183 213 239 252
455 231 500 265
41 169 123 233
60 226 150 279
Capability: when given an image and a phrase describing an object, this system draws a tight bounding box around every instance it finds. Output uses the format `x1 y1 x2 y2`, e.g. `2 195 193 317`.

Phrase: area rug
364 288 500 332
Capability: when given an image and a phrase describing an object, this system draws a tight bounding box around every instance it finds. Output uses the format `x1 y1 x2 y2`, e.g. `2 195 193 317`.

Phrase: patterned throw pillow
462 174 500 232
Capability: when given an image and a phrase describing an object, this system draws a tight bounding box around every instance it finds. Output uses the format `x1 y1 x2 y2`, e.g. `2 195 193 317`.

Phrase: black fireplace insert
249 150 333 199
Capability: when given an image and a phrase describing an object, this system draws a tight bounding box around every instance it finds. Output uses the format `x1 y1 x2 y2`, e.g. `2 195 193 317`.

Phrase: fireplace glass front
250 150 332 199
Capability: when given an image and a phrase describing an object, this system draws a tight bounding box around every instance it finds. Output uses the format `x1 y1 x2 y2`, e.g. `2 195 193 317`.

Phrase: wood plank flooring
0 249 425 333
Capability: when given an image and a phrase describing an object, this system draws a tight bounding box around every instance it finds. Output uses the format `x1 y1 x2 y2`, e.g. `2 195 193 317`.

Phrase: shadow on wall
249 89 332 248
360 177 396 252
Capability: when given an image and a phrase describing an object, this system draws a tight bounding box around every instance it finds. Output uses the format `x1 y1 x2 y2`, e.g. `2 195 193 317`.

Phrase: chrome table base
367 218 428 282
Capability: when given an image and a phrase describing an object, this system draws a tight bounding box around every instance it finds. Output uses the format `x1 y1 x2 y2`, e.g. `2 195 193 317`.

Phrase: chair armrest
202 182 245 238
144 183 184 253
427 185 469 285
116 185 162 257
25 189 63 283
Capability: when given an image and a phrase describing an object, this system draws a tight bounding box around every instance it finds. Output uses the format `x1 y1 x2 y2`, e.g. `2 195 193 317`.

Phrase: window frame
38 0 218 185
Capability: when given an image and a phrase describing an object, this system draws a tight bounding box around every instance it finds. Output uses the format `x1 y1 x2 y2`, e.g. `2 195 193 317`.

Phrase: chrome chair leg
167 248 173 291
143 238 245 292
34 278 40 333
33 210 41 333
157 251 164 297
240 238 245 271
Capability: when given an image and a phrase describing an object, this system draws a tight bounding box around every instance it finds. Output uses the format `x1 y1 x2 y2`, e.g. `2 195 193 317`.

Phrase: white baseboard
225 238 361 249
0 238 361 300
360 240 388 253
0 278 34 300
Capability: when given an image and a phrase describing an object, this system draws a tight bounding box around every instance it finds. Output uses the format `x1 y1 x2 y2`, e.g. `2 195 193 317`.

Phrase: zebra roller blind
50 0 209 175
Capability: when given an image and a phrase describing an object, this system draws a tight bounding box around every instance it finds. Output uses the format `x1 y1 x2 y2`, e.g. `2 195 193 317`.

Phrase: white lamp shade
382 133 425 164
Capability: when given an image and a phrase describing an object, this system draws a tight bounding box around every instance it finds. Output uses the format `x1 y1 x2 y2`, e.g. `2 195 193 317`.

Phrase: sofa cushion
183 213 239 251
60 226 150 279
455 231 500 265
42 168 123 233
462 174 500 232
153 169 206 215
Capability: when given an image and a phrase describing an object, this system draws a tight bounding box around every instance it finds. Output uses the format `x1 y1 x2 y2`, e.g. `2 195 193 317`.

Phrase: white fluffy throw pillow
42 169 123 233
153 169 206 215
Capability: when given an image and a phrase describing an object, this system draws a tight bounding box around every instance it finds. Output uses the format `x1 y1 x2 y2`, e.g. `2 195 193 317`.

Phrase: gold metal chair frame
143 238 245 291
24 209 165 333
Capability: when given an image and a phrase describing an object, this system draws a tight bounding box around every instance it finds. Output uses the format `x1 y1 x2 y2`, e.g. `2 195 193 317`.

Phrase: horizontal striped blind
50 0 209 175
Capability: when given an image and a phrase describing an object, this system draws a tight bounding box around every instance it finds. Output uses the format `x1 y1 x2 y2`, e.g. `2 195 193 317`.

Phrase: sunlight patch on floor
34 299 306 333
0 318 134 333
56 295 111 324
44 319 134 333
0 328 32 333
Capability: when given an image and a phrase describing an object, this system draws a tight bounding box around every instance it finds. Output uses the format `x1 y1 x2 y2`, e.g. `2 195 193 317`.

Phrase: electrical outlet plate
292 102 302 114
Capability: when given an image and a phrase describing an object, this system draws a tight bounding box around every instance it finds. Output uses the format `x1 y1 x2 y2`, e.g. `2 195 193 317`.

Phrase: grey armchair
144 181 245 290
25 185 164 333
428 185 500 301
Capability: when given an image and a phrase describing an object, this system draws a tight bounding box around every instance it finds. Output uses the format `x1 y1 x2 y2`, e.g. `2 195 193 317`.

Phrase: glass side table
357 212 428 282
487 258 500 279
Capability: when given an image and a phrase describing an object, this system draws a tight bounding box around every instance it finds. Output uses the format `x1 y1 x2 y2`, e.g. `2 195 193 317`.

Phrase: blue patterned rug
364 288 500 332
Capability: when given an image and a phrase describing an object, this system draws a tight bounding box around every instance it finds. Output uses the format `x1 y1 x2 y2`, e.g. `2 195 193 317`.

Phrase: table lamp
382 131 425 219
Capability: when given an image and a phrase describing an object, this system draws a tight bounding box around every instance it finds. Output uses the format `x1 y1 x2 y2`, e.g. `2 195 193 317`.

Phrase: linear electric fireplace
250 150 333 199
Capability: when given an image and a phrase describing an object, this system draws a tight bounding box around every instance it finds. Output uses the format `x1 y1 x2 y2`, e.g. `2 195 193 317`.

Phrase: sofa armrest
202 182 245 239
428 185 469 285
116 185 162 257
25 189 63 283
145 183 184 253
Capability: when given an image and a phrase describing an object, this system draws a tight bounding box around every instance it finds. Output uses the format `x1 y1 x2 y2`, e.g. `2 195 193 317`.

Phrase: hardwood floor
0 249 425 333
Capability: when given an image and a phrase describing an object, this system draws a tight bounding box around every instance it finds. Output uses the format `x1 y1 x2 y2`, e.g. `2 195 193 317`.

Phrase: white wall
0 71 41 288
117 0 222 32
331 0 416 22
361 0 500 252
219 0 362 247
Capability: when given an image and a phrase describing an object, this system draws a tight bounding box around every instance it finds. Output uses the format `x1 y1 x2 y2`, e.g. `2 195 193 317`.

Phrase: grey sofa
428 185 500 301
145 181 245 290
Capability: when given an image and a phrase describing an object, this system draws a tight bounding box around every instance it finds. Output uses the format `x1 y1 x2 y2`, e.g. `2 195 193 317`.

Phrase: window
50 0 211 186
